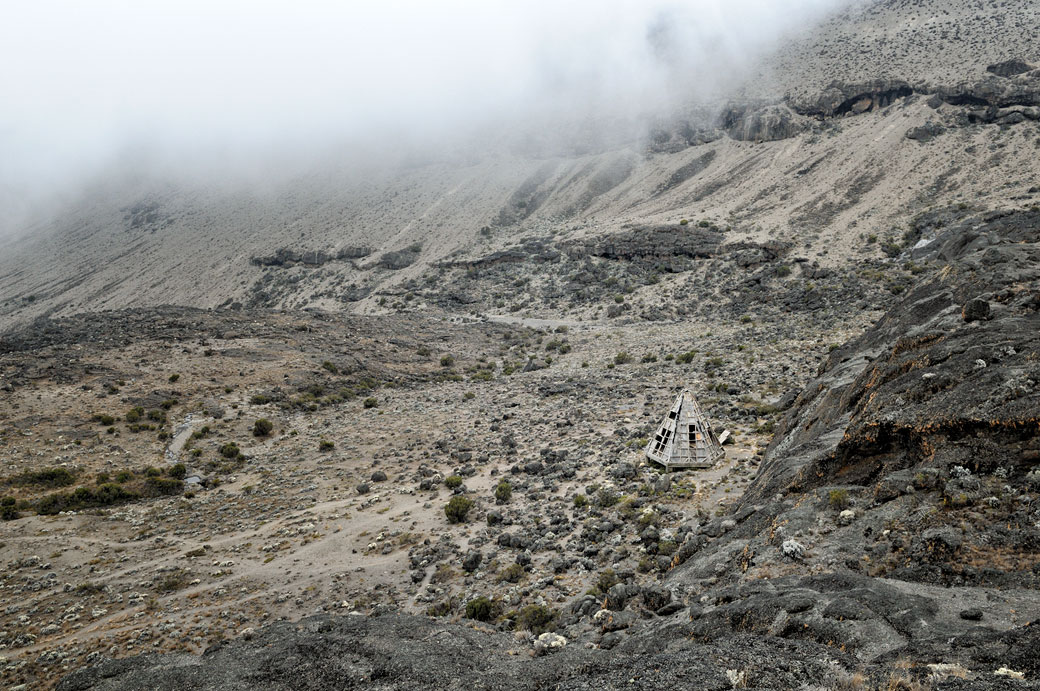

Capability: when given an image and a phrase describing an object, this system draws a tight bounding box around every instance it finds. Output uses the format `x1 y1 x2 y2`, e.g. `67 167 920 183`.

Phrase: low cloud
0 0 849 234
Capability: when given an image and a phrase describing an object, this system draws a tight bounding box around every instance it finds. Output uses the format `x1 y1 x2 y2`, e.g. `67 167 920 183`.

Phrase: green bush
319 440 335 451
596 488 620 507
515 605 557 635
465 596 495 622
363 397 378 409
499 563 525 583
445 475 463 489
614 351 633 365
444 496 474 523
11 467 75 488
219 442 241 459
95 414 116 426
125 407 144 423
595 569 620 594
494 480 512 504
36 483 138 515
144 466 161 477
143 476 183 497
252 418 273 437
828 489 851 510
573 494 588 508
168 463 187 480
440 355 455 367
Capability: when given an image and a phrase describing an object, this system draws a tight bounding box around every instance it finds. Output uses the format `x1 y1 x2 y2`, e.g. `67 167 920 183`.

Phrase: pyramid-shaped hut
645 389 725 470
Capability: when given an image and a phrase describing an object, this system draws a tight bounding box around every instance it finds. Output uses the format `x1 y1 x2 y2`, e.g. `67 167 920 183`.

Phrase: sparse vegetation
444 496 474 523
499 563 525 583
828 489 851 510
8 467 75 488
465 596 496 621
515 604 557 635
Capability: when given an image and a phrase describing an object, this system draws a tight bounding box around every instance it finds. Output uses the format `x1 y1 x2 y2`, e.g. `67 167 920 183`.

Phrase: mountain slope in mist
0 0 1038 330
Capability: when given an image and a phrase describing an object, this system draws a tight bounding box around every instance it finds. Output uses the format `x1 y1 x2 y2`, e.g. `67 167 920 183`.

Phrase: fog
0 0 850 235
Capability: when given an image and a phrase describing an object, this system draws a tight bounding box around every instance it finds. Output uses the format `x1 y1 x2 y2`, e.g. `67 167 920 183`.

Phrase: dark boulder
961 297 991 322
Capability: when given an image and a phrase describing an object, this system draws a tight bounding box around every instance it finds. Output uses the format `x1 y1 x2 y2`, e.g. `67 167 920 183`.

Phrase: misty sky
1 0 847 223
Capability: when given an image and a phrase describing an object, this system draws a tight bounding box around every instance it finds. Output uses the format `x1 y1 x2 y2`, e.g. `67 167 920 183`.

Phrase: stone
962 297 991 322
906 122 946 142
780 540 805 560
462 551 482 573
600 610 637 632
604 583 641 611
959 608 983 621
642 586 672 612
533 632 567 655
987 59 1037 78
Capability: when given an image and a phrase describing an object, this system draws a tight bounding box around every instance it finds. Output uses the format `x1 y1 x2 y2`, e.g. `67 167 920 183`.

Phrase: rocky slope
0 4 1038 329
0 1 1037 688
51 208 1040 689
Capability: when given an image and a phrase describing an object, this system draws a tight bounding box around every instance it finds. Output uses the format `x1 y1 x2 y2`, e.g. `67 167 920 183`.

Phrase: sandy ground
0 304 874 688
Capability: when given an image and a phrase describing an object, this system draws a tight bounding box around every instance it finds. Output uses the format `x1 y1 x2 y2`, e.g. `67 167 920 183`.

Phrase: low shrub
252 418 273 437
145 476 183 497
36 483 138 515
596 488 620 507
465 596 495 622
828 489 851 510
444 496 474 523
515 605 557 635
10 467 75 488
499 563 525 583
